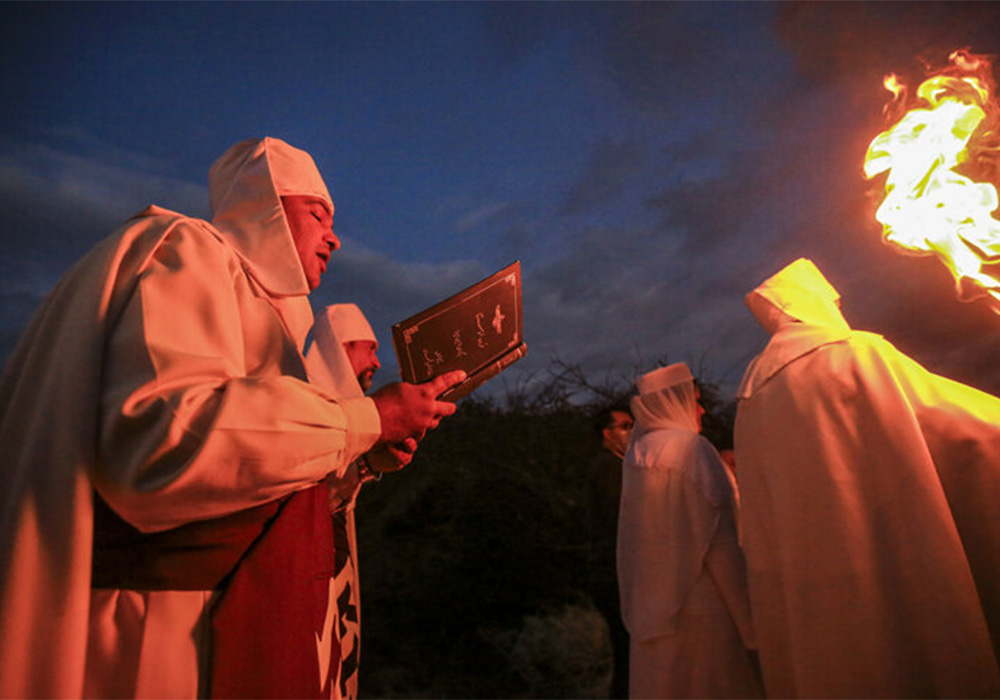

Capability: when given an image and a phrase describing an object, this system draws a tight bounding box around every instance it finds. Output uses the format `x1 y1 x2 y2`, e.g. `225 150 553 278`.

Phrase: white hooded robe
618 366 762 699
305 305 375 700
735 258 1000 698
0 138 379 699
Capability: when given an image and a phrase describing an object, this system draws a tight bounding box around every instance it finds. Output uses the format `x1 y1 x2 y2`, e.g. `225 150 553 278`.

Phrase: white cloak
735 322 1000 698
305 308 372 700
619 422 761 699
0 207 379 699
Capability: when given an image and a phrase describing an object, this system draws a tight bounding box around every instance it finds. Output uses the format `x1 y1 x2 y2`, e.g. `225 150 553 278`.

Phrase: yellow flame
864 54 1000 311
883 73 904 99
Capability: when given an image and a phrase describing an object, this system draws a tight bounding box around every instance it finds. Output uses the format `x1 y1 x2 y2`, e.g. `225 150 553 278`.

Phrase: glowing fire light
864 50 1000 312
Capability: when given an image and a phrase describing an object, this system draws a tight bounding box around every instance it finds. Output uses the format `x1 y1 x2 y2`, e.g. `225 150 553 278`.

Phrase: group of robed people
0 136 998 700
616 258 1000 699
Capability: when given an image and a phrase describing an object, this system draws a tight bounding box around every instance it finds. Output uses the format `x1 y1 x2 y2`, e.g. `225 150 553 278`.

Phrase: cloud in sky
1 2 998 401
559 137 645 217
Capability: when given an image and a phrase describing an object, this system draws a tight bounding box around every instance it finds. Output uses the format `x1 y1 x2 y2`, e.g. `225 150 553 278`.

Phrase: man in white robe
618 363 762 699
305 303 394 699
0 137 463 699
735 257 1000 698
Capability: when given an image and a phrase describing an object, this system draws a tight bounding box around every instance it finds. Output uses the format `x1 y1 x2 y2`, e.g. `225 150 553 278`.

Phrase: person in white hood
304 302 388 699
310 303 381 393
618 362 762 699
735 257 1000 698
0 137 463 699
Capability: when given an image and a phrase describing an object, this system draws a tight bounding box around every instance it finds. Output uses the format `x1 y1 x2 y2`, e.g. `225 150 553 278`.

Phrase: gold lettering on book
422 348 444 377
475 312 487 348
453 329 468 359
492 304 505 334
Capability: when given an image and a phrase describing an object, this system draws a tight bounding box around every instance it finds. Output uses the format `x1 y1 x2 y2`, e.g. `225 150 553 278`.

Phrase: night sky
2 1 999 399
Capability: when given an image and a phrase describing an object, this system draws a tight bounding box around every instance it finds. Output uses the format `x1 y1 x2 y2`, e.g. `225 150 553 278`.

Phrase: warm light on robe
0 138 378 699
320 303 378 347
735 258 1000 698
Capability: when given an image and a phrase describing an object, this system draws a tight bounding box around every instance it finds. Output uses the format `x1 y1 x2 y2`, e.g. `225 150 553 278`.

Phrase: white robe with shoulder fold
618 401 761 699
0 206 380 699
735 322 1000 698
305 310 371 700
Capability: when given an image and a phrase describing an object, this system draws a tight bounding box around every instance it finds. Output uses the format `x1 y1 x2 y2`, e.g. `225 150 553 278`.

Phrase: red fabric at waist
210 483 338 699
91 493 285 590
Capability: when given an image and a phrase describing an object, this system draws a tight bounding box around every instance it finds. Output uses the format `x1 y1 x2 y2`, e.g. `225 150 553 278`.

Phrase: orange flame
883 73 904 97
864 50 1000 312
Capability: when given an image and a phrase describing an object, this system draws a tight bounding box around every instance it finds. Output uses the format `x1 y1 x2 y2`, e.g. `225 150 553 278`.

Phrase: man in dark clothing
588 404 633 699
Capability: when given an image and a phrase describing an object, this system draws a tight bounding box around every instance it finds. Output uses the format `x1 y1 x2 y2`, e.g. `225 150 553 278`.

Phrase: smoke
775 2 1000 88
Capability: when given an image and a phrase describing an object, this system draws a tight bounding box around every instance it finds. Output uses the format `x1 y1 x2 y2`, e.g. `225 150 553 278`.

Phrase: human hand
365 438 418 473
370 370 466 444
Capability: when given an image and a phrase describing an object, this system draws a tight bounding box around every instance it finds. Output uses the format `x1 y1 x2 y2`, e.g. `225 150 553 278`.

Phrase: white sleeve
96 223 379 532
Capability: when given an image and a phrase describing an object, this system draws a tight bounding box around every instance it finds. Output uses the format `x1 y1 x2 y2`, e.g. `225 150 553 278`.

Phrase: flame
864 50 1000 312
883 73 904 97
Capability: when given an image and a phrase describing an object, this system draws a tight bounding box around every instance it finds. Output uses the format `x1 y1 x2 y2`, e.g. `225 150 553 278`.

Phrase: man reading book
0 137 464 699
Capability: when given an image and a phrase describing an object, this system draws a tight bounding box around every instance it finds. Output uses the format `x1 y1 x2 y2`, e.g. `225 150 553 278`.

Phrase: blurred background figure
307 302 411 699
320 303 380 392
307 303 381 397
735 258 1000 698
618 363 761 700
586 403 634 698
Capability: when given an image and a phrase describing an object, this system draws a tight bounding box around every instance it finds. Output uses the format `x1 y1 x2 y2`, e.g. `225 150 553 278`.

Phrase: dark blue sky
2 1 999 399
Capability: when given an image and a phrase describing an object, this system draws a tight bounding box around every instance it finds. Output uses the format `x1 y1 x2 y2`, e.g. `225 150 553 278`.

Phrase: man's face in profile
281 195 338 290
602 410 633 458
694 386 707 434
344 340 380 392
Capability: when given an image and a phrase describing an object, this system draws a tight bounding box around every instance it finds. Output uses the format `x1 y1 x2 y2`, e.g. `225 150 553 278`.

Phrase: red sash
210 484 339 699
91 485 339 699
91 494 283 590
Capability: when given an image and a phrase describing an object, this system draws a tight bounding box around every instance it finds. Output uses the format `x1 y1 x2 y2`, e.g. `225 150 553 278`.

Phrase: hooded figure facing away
735 258 1000 698
0 138 461 699
618 363 762 700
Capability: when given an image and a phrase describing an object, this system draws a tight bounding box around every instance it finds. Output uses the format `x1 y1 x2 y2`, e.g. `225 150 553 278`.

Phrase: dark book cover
392 261 527 401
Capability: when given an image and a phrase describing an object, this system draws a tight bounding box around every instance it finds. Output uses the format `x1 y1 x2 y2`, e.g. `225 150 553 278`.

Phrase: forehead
281 194 333 216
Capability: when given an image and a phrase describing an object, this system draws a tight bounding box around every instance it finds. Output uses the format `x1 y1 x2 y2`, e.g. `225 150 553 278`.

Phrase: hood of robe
630 362 700 437
324 303 378 348
737 259 854 400
209 137 333 297
305 308 365 400
745 258 850 334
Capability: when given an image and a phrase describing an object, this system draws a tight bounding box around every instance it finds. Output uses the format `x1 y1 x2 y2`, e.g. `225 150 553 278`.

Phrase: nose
371 350 380 369
326 231 341 251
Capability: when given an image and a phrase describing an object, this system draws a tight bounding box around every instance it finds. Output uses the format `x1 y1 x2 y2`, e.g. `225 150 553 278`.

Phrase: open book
392 261 528 401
